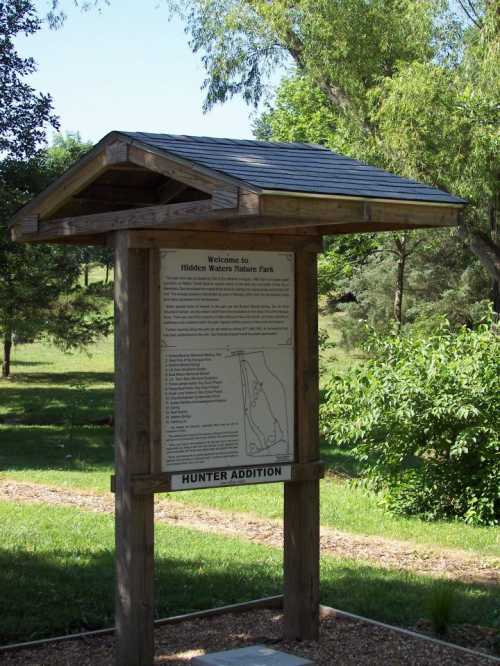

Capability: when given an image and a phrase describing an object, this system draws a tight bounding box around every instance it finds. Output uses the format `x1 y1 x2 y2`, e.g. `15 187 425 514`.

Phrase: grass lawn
1 338 499 557
1 500 498 644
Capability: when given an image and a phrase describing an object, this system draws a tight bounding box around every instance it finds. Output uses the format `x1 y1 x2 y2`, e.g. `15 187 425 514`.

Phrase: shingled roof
10 129 466 244
121 131 465 206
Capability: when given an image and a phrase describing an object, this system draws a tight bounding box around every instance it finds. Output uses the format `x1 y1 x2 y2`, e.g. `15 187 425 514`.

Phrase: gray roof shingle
120 131 466 206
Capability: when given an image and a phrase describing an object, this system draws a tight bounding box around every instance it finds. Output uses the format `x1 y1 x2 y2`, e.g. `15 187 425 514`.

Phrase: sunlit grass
1 501 498 644
1 337 498 558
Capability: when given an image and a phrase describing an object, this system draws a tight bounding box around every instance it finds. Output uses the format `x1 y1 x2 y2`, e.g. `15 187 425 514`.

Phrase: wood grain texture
114 231 155 666
284 248 320 641
128 145 219 195
13 189 460 244
20 215 39 234
109 462 325 495
149 248 162 474
127 230 322 253
261 194 460 230
105 141 129 164
212 186 239 210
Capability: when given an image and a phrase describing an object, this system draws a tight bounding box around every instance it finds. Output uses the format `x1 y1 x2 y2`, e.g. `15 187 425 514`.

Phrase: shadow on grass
10 371 114 386
0 547 281 644
320 441 363 478
0 425 113 471
0 383 114 426
10 360 51 368
0 546 498 645
321 561 500 631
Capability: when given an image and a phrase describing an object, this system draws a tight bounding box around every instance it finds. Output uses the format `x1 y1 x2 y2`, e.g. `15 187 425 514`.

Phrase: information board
160 249 295 480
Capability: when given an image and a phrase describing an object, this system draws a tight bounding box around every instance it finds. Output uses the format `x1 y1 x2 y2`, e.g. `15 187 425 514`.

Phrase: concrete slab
191 644 313 665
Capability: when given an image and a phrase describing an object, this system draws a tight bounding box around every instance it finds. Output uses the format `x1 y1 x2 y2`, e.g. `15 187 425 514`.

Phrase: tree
337 230 490 348
249 2 499 330
0 135 112 377
0 1 58 159
320 322 500 525
371 4 500 313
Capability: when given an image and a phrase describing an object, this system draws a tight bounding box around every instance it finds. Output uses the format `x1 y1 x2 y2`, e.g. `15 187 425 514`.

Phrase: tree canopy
0 135 112 377
0 1 58 159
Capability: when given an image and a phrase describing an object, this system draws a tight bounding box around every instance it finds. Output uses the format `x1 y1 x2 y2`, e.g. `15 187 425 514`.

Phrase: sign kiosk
10 132 465 665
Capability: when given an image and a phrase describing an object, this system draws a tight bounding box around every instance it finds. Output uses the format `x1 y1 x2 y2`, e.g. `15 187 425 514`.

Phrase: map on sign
237 351 290 459
160 249 295 475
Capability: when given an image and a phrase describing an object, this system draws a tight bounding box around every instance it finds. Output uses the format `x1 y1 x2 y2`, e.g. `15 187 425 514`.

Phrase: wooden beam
13 186 462 244
128 145 220 195
157 179 188 204
110 462 325 495
126 230 323 253
238 191 260 216
75 184 158 206
213 186 239 210
261 194 460 230
10 137 139 226
20 215 38 234
284 247 320 641
19 200 216 241
149 249 162 474
106 141 128 164
114 232 155 666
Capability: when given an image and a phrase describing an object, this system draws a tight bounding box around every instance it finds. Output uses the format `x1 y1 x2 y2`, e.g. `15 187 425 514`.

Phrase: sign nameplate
171 464 292 491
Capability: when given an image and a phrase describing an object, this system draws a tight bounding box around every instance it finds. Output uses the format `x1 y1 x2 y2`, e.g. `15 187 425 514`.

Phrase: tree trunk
105 263 110 284
490 202 499 318
393 235 407 333
84 262 89 287
458 210 500 319
2 331 12 378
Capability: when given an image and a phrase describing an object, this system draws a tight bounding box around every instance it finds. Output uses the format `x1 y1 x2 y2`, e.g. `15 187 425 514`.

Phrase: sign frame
113 229 323 665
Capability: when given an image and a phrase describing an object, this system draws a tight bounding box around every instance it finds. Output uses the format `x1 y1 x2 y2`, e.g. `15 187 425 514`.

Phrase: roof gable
9 130 465 245
120 131 466 206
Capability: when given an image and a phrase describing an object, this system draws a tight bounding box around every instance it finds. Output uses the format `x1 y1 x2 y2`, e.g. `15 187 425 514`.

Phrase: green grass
2 338 499 557
319 309 365 376
171 481 500 557
1 501 498 644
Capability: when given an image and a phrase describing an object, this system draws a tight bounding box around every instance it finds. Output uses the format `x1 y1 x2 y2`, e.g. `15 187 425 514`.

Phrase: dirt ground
1 610 498 666
1 479 498 584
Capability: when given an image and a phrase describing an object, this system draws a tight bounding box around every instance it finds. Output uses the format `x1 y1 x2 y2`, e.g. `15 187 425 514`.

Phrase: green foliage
428 581 457 636
337 230 491 347
248 2 499 334
0 134 112 375
167 0 443 116
2 337 498 554
0 1 58 159
320 323 500 525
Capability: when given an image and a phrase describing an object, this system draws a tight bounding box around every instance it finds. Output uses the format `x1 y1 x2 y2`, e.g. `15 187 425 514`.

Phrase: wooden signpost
10 132 465 665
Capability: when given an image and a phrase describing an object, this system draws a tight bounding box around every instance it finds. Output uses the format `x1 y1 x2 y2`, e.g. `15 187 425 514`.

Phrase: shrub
428 582 457 636
320 322 500 525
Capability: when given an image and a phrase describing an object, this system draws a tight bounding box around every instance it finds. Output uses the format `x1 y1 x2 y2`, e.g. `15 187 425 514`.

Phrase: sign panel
171 464 292 491
160 249 295 474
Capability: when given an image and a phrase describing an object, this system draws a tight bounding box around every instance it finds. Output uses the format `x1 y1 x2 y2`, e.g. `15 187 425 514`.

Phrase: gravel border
1 609 499 666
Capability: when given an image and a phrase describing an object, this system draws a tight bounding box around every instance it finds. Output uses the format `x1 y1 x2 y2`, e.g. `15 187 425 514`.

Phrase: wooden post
114 231 155 666
283 247 320 640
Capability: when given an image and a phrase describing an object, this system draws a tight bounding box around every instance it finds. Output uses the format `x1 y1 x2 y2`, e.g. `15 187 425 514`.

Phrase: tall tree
0 1 58 158
0 135 112 377
248 1 499 328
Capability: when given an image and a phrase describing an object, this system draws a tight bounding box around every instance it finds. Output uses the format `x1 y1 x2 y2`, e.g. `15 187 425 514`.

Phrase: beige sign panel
160 249 295 473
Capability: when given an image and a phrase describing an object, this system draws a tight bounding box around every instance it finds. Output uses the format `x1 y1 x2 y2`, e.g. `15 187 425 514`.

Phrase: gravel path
1 610 498 665
1 479 498 584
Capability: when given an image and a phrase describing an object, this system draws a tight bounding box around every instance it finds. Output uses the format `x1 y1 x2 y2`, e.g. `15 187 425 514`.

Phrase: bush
428 582 457 636
320 322 500 525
